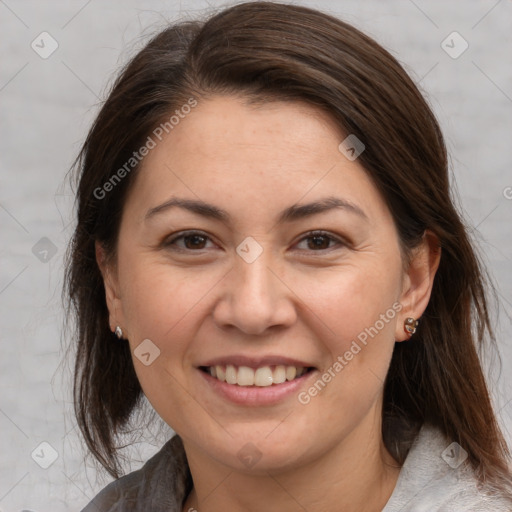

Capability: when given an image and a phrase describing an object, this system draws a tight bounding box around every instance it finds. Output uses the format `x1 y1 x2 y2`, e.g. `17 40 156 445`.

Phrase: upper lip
199 355 315 369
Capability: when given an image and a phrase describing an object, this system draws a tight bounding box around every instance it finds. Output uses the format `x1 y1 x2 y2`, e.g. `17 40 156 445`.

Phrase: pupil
309 235 329 250
185 235 206 249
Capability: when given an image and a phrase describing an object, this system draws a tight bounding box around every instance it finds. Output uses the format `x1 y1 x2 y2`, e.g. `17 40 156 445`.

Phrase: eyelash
164 230 346 254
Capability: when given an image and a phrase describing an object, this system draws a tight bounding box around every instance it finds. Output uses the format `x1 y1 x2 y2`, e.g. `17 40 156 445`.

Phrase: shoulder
383 423 512 512
81 435 191 512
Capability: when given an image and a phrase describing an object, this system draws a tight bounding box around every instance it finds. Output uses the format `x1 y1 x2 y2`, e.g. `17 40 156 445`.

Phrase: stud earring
404 317 419 336
115 326 123 339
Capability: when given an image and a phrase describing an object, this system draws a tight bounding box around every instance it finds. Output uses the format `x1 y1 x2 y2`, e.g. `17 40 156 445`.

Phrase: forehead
123 96 388 226
156 95 345 171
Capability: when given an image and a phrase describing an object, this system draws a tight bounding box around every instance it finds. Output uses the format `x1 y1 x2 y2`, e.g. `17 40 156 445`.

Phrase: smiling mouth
199 365 314 387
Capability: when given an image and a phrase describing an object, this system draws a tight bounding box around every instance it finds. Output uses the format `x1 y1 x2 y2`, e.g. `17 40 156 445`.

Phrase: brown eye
165 231 214 251
307 235 331 250
183 234 207 249
295 231 344 252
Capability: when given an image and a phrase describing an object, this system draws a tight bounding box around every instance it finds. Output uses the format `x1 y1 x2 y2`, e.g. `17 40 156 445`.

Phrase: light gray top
381 424 512 511
82 423 512 511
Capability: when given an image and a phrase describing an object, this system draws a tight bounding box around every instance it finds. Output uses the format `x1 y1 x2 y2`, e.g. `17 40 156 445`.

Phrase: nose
212 248 297 336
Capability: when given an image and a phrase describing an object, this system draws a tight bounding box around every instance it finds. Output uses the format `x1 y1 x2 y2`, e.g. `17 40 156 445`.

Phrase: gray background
1 0 511 510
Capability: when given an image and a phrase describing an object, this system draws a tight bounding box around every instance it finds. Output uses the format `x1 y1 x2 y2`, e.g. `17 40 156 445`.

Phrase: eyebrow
144 195 368 224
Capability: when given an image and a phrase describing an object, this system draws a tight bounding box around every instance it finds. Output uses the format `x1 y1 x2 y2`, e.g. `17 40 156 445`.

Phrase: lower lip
198 369 315 406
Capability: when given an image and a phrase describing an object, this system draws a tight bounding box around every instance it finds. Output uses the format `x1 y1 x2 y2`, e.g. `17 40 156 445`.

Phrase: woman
65 2 512 510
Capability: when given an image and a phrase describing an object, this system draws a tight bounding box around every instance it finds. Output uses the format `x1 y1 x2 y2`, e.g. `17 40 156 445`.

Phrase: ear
95 240 125 335
395 230 441 342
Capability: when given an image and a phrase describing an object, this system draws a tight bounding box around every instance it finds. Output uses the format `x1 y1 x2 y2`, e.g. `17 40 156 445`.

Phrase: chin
200 422 323 474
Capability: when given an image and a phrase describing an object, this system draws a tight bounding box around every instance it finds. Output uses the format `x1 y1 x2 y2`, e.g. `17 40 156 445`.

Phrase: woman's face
100 96 421 472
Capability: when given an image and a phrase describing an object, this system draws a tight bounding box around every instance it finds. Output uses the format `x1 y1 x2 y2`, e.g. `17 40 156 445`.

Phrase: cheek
288 258 402 416
290 259 401 350
117 259 221 420
118 256 223 350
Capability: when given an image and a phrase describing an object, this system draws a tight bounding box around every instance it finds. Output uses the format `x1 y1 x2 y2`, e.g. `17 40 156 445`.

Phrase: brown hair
64 0 512 494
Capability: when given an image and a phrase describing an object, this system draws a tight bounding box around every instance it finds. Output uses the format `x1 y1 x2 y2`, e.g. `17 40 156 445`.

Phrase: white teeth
254 367 273 387
237 366 255 386
225 364 237 384
207 364 308 386
286 366 297 381
273 365 287 384
216 365 226 381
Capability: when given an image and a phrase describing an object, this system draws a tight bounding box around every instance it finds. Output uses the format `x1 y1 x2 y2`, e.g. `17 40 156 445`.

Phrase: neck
181 410 401 512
